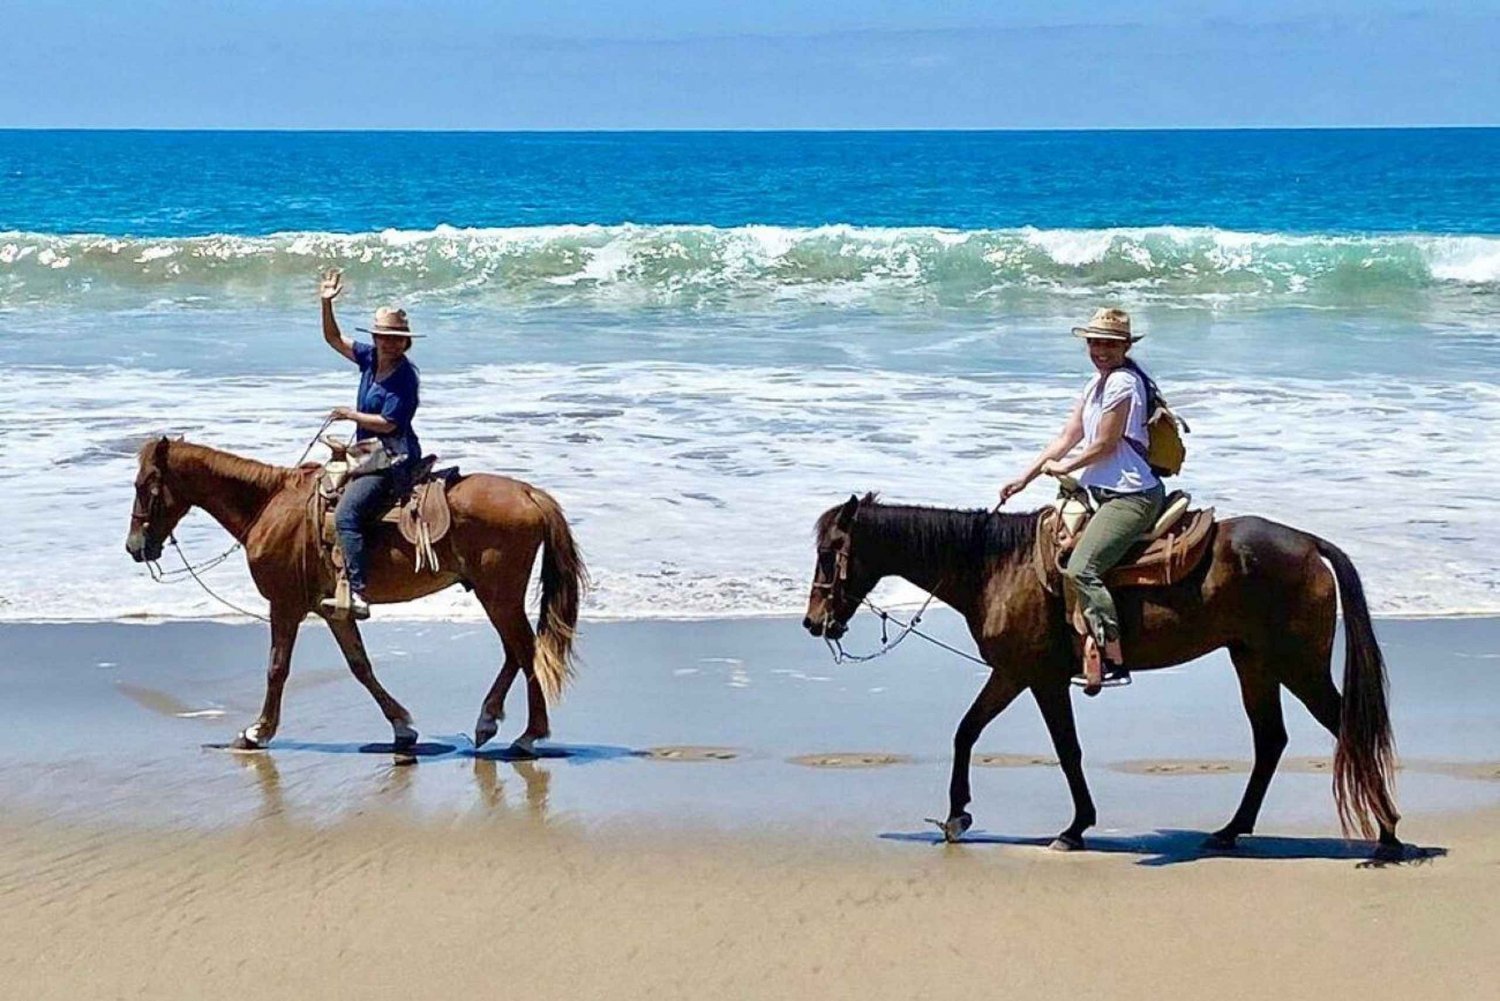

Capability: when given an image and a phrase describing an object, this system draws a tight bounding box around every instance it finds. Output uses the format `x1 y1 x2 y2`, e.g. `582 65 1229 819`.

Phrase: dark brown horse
125 437 585 753
803 494 1403 858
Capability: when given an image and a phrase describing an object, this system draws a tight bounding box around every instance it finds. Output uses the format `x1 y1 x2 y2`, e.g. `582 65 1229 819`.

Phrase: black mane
817 493 1040 578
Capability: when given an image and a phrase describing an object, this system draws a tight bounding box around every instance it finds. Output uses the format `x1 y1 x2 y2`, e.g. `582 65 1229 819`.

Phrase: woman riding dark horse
999 307 1162 690
803 310 1403 857
319 267 423 620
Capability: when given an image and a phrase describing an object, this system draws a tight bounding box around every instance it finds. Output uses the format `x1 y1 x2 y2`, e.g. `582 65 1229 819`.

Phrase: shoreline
5 608 1500 627
1 614 1497 839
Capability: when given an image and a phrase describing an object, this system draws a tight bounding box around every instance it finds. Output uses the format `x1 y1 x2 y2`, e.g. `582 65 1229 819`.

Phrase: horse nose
803 616 822 636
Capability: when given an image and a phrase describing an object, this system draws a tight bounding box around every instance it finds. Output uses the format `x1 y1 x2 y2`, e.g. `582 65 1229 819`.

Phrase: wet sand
1 613 1498 997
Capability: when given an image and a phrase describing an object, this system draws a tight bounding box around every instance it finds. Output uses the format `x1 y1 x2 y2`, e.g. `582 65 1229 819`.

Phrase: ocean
2 129 1498 622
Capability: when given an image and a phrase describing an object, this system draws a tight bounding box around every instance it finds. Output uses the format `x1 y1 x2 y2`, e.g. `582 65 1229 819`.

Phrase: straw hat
1071 307 1141 343
357 306 423 337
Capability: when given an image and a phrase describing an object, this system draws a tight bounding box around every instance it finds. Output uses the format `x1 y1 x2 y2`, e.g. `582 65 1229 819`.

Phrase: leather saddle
1034 473 1216 696
1035 474 1216 591
312 447 460 576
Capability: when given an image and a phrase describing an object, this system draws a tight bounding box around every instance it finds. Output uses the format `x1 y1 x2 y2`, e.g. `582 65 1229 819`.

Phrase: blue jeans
334 467 410 594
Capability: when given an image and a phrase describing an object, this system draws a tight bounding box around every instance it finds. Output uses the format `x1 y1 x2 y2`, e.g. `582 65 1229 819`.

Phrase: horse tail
526 487 588 704
1313 535 1400 839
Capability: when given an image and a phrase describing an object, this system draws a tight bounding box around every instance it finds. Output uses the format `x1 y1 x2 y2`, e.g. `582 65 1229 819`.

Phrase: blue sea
2 129 1498 621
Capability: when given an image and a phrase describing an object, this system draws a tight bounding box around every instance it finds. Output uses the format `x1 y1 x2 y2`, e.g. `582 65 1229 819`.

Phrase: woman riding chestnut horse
804 308 1403 859
124 274 585 754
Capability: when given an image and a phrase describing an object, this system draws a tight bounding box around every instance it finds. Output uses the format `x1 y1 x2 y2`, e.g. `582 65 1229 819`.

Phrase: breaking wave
3 224 1499 308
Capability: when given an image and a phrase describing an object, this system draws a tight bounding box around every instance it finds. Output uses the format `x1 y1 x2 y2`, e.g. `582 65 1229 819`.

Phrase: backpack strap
1092 367 1151 455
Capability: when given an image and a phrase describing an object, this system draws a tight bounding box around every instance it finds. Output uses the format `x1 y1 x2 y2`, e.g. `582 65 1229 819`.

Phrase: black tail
1314 536 1400 839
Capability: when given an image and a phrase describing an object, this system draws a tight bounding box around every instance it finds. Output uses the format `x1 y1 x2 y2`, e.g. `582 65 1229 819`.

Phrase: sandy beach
1 804 1494 1001
0 613 1497 998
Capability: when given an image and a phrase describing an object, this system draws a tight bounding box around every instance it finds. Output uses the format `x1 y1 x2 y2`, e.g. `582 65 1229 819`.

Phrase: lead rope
145 417 337 620
823 502 1003 669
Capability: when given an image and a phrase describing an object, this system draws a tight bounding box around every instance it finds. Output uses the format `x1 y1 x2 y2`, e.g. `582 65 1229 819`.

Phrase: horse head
804 493 879 640
125 436 191 563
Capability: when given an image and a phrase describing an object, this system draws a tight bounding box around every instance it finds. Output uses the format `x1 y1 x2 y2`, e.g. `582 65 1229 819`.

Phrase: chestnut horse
803 494 1403 858
125 437 585 752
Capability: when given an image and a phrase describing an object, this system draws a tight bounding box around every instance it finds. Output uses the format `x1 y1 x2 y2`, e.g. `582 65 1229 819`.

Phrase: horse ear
836 494 860 529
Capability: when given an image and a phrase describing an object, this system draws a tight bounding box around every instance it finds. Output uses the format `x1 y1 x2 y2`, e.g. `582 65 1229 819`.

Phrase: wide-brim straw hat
1071 307 1142 342
357 306 424 337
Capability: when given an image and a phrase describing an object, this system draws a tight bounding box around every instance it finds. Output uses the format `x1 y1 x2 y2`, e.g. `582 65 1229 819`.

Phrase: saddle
1035 475 1215 591
1034 474 1216 696
312 446 460 580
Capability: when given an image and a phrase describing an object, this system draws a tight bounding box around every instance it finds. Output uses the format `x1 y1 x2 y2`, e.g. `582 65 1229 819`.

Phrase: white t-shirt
1078 367 1160 493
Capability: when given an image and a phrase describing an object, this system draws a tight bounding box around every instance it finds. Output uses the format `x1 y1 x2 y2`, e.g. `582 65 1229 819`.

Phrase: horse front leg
1032 680 1097 850
322 612 419 749
233 607 302 750
939 671 1023 842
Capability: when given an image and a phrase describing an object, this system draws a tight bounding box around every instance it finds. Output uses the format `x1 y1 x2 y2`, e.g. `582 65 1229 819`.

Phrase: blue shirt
352 341 421 466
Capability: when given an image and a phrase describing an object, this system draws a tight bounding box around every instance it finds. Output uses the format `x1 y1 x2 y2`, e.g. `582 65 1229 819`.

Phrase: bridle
130 471 167 550
811 501 990 668
811 542 849 601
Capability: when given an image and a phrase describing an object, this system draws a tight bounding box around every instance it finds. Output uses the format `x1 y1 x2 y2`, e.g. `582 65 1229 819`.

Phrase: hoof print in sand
790 752 911 769
1112 759 1249 776
974 753 1058 768
642 746 740 763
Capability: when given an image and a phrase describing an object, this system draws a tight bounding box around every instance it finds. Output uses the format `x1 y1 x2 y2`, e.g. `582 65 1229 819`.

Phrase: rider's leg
1061 483 1165 673
333 471 397 601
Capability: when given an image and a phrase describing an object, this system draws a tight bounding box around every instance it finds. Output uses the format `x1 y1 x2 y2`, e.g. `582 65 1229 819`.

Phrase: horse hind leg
474 592 545 752
1281 667 1403 856
322 612 418 749
1206 646 1287 850
474 659 520 749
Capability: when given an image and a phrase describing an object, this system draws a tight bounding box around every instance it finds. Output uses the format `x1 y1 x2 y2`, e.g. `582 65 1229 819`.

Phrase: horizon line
3 124 1498 135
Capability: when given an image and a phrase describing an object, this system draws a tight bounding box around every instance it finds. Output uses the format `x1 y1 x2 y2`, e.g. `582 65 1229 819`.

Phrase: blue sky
7 1 1498 129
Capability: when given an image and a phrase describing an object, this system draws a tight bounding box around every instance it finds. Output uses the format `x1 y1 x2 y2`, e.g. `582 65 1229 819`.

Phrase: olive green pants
1062 482 1166 648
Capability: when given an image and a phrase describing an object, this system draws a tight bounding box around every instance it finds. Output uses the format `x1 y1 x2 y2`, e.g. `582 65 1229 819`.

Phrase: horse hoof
510 735 538 756
1049 833 1085 852
1373 840 1407 863
473 716 499 749
229 733 263 752
1203 831 1239 851
926 812 972 843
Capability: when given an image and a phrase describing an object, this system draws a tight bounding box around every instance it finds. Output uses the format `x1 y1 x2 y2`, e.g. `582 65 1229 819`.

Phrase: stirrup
1070 668 1131 692
1072 634 1129 696
320 579 370 621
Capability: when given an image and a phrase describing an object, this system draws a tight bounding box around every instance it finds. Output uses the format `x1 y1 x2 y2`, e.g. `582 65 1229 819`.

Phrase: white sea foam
2 358 1497 624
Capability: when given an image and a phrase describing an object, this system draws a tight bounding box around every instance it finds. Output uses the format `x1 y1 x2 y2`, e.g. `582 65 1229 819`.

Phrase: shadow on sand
879 827 1448 868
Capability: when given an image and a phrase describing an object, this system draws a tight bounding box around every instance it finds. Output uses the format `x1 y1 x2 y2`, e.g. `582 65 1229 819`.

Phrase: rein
824 590 988 668
818 502 1000 669
141 417 336 621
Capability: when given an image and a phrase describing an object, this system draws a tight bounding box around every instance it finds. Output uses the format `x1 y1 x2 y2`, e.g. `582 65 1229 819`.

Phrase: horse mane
819 492 1040 578
144 438 296 491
